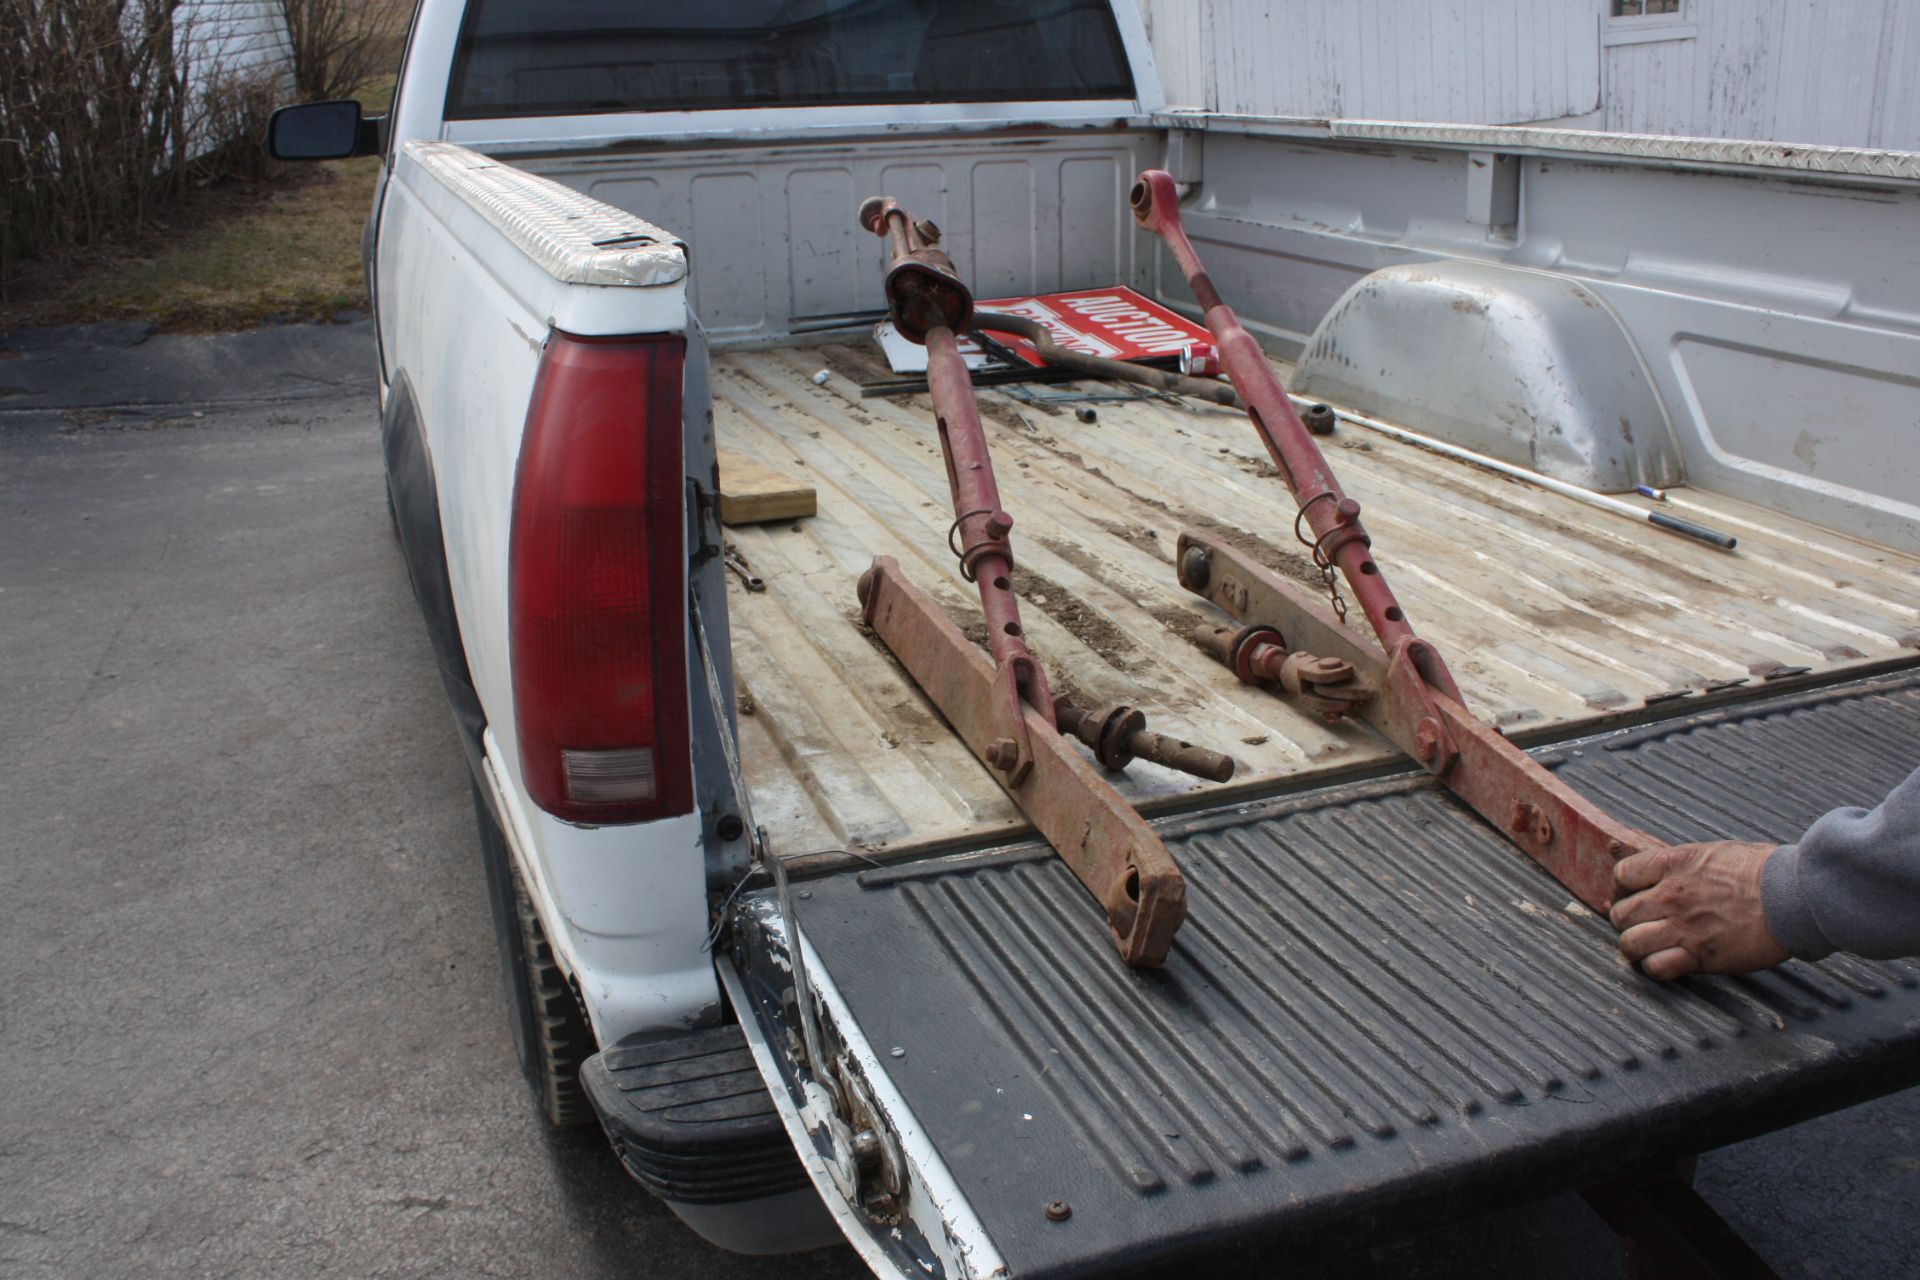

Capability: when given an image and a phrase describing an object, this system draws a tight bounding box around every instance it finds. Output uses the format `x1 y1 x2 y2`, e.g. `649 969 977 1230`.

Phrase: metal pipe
924 326 1048 683
1299 395 1738 551
861 200 1056 736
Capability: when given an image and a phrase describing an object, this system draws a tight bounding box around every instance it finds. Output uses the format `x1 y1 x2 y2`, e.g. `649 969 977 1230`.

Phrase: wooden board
717 448 815 525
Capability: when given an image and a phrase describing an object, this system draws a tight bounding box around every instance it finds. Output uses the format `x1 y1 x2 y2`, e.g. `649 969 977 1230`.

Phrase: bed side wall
1153 128 1920 551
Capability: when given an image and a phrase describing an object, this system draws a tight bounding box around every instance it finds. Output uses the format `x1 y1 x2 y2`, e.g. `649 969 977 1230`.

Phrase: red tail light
510 331 691 824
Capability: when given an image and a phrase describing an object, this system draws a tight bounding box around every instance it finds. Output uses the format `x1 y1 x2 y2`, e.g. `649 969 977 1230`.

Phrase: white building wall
165 0 295 157
1139 0 1601 124
1141 1 1920 149
1601 0 1920 148
177 0 295 91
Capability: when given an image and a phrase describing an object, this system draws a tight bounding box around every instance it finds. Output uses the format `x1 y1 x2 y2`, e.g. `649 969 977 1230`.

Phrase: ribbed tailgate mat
784 673 1920 1278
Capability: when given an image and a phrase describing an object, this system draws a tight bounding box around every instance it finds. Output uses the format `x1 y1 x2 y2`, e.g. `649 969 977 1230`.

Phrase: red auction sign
967 287 1209 368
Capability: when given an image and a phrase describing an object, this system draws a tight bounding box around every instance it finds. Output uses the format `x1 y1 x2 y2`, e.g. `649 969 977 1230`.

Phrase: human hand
1609 841 1791 981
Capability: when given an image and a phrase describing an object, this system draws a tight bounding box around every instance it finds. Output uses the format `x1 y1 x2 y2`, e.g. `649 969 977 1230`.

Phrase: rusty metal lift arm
1130 169 1668 911
856 195 1232 966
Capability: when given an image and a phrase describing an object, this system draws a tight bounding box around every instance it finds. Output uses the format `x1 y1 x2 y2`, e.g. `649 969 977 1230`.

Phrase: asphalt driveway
1 321 1913 1279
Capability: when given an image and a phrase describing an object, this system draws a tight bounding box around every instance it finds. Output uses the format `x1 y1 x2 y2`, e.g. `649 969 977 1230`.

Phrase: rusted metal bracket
1179 533 1661 909
860 559 1186 965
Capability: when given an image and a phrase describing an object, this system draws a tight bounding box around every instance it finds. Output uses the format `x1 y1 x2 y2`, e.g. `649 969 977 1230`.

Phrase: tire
471 779 597 1127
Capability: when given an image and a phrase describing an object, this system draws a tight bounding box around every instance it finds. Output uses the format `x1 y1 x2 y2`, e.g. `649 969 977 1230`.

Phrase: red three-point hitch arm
853 196 1240 967
855 197 1054 785
1129 169 1668 911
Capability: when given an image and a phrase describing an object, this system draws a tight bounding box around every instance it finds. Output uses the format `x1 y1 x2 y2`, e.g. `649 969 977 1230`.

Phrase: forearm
1762 767 1920 961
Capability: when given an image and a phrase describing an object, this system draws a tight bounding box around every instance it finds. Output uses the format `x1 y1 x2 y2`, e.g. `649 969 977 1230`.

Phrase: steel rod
1299 394 1739 552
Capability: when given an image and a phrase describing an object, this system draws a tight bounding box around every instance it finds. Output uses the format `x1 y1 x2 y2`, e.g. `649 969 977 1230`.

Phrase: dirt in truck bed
713 342 1920 858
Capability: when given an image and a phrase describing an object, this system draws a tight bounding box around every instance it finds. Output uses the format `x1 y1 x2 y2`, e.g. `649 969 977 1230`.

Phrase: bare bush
0 0 192 288
193 65 286 183
279 0 405 103
0 1 306 294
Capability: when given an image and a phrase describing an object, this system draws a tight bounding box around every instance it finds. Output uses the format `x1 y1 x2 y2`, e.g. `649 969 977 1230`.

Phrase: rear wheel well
381 378 487 777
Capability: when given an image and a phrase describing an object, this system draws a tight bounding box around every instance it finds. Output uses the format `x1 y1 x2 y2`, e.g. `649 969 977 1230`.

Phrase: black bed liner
756 671 1920 1278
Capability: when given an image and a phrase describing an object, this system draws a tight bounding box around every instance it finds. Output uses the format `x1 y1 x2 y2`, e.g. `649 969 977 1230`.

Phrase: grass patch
1 159 379 334
1 76 396 335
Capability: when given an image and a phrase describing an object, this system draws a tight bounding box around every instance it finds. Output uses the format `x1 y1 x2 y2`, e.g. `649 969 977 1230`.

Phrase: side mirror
267 100 386 161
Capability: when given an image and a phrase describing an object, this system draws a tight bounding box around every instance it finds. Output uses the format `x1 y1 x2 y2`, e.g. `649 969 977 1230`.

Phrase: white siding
1140 2 1211 109
1883 2 1920 149
1601 0 1920 148
1143 1 1920 149
177 0 294 90
1138 0 1602 124
167 0 294 157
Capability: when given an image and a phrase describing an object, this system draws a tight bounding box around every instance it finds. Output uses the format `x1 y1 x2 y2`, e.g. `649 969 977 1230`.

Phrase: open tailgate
725 671 1920 1279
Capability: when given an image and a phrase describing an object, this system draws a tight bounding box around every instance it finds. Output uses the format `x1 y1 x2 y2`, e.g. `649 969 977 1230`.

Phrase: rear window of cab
446 0 1135 119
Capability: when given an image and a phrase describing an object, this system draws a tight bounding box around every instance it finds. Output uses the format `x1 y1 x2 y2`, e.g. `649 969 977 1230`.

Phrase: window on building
1613 1 1682 14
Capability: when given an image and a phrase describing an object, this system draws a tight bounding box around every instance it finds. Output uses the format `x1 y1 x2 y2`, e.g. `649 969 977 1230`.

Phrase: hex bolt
1044 1200 1073 1222
913 217 942 245
984 737 1018 769
1413 718 1442 763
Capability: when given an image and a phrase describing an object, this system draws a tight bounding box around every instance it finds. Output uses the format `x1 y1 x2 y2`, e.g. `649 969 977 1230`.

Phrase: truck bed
714 343 1920 857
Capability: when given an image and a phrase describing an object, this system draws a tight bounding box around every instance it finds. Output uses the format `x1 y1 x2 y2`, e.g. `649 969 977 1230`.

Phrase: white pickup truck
269 3 1920 1275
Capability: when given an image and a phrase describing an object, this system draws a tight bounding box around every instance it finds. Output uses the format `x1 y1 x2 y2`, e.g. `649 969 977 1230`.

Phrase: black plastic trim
382 377 487 780
582 1024 810 1206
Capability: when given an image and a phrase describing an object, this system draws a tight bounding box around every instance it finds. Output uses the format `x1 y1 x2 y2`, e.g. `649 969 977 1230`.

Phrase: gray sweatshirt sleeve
1761 767 1920 961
